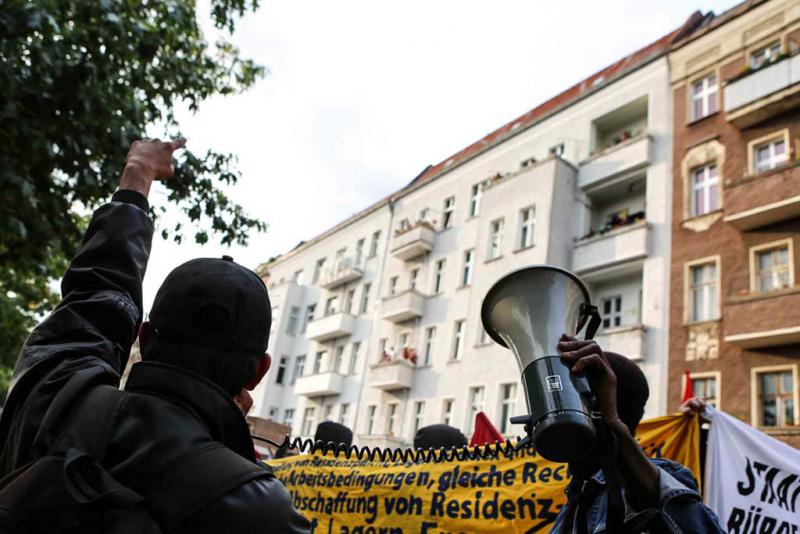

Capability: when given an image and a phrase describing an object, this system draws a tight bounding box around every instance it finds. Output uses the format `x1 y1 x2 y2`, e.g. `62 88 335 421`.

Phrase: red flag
469 411 504 446
681 370 695 403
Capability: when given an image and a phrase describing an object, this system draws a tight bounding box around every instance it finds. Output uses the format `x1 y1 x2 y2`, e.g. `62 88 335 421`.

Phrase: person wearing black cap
0 139 310 533
550 335 723 533
413 424 468 450
314 421 354 449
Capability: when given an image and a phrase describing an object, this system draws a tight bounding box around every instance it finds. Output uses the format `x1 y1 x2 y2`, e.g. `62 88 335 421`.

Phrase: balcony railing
305 311 355 341
578 134 650 189
381 289 426 322
724 287 800 349
725 53 800 128
318 257 363 289
572 219 649 275
594 324 646 361
369 357 415 390
391 221 436 261
294 371 344 397
723 162 800 230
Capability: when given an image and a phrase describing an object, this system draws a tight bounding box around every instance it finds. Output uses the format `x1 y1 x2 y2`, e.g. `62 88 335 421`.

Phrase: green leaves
0 0 267 389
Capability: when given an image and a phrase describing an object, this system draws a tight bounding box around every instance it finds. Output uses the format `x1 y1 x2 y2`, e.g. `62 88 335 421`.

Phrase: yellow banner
268 414 700 534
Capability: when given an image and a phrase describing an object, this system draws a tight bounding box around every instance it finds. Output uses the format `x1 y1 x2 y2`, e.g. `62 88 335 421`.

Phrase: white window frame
469 183 482 217
286 306 300 336
313 350 326 374
275 356 288 385
423 326 436 366
389 276 398 296
409 268 419 290
283 408 294 428
467 386 485 434
462 249 474 287
339 403 350 426
300 304 315 334
750 40 782 69
360 283 371 314
432 259 445 294
601 295 623 329
442 196 455 229
312 257 326 284
518 206 535 250
684 371 721 408
291 354 305 384
412 401 425 436
348 342 360 375
369 231 380 258
685 256 721 323
690 163 720 217
751 365 799 429
499 383 517 435
750 238 794 293
355 238 365 265
301 407 316 436
690 73 718 121
442 399 454 426
488 218 505 260
386 403 399 436
748 130 790 175
333 345 344 373
365 405 377 435
344 289 355 314
293 269 305 285
451 320 465 361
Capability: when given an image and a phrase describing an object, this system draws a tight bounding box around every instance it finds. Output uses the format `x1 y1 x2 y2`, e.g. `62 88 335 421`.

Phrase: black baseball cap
149 255 271 356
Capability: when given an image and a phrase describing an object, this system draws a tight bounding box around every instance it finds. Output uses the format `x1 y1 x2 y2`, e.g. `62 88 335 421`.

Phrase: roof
670 0 768 49
258 10 707 273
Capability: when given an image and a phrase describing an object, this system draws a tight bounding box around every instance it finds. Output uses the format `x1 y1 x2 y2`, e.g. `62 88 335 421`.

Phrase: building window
689 261 719 322
751 41 781 69
432 259 445 294
333 346 344 373
691 164 719 217
291 355 305 384
300 304 315 334
467 386 485 434
355 238 365 265
550 143 565 157
477 324 489 345
519 206 535 249
451 320 465 361
378 338 388 361
488 218 505 260
283 408 294 427
312 257 326 284
268 406 278 420
369 231 380 258
442 399 454 426
339 403 350 426
690 374 719 408
690 74 717 120
601 296 622 329
412 401 425 436
275 356 288 385
360 283 371 314
344 288 355 314
286 306 300 336
349 342 360 375
753 136 787 174
386 403 399 436
462 249 474 286
469 184 482 217
389 276 398 295
409 268 419 290
313 351 325 374
397 332 409 351
293 269 305 285
755 368 797 428
442 196 455 229
423 326 436 366
323 403 333 422
500 384 516 435
325 296 339 316
752 240 793 293
366 405 377 434
301 407 316 436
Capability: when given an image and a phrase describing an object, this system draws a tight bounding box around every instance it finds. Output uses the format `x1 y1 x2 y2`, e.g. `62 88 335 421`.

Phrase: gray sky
143 0 739 312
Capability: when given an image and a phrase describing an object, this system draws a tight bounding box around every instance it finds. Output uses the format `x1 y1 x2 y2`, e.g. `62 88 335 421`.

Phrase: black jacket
0 192 310 533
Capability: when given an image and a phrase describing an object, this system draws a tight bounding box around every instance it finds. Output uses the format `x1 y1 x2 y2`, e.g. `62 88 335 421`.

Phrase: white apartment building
255 19 695 445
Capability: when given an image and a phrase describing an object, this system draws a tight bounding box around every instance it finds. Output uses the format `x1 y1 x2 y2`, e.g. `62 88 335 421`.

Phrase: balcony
724 288 800 349
356 434 407 449
573 220 649 275
725 54 800 129
305 312 355 341
723 162 800 230
369 359 415 390
382 290 426 322
318 258 363 290
391 223 436 261
578 134 651 190
294 371 344 397
594 324 646 361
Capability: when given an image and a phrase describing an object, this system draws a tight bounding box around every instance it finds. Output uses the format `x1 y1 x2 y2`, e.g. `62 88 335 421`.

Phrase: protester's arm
3 139 184 405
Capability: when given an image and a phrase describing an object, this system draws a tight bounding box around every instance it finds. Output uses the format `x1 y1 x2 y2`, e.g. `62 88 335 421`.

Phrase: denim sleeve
626 459 724 533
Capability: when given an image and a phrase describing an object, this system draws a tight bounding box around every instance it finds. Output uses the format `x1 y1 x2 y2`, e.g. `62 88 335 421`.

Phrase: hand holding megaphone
558 334 621 427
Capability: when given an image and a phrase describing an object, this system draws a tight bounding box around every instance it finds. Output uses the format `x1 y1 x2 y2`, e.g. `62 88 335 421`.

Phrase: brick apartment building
668 0 800 447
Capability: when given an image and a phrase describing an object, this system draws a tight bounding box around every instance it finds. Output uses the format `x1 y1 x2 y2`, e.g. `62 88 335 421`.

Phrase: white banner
705 406 800 533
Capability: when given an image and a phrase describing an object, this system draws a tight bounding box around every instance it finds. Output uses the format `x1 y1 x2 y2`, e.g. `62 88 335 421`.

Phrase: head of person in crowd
138 256 272 399
314 421 354 448
414 424 468 450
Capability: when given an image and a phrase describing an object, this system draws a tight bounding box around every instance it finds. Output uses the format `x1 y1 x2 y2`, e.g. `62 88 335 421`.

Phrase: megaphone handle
581 304 602 340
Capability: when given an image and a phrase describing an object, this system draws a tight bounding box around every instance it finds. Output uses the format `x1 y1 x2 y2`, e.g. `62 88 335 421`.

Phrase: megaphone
481 265 602 462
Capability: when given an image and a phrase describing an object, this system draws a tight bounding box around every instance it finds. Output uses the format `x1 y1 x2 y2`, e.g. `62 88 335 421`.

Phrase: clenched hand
119 138 186 198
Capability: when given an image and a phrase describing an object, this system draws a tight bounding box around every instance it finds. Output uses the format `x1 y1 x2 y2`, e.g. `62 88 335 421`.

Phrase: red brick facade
669 14 800 448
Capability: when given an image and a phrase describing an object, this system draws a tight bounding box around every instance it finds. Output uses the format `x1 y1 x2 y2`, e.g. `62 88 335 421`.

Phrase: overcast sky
142 0 739 312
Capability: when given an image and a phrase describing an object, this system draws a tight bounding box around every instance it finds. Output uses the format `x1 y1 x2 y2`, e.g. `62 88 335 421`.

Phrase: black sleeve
0 195 154 455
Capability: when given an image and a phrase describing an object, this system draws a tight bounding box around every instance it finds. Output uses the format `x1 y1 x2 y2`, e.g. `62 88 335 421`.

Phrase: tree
0 0 268 402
